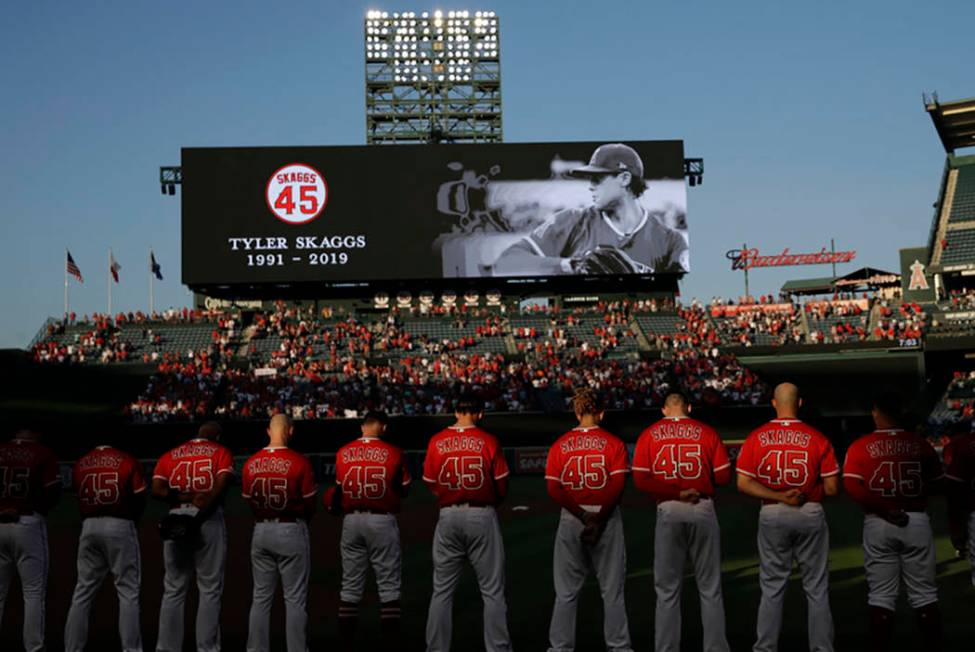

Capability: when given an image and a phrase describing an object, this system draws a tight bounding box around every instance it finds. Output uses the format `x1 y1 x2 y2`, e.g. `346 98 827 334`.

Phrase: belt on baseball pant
349 509 391 515
441 502 493 509
256 516 300 523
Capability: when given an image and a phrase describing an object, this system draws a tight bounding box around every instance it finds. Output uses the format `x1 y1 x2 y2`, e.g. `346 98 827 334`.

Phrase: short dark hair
872 392 904 423
455 394 484 415
625 172 647 198
363 411 389 426
198 421 223 441
664 391 690 408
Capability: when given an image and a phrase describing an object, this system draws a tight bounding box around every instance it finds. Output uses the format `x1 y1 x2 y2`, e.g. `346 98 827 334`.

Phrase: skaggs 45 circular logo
266 163 328 224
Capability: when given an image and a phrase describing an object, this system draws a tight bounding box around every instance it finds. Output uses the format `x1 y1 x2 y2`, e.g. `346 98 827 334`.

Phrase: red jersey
423 425 509 507
945 432 975 510
153 438 234 501
335 437 412 513
843 429 943 513
241 447 317 520
736 418 839 503
545 426 629 509
0 438 59 515
73 446 146 519
632 416 730 500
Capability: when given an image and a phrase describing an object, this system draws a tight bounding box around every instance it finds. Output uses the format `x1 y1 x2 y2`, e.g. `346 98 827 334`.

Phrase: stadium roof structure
927 153 975 273
832 266 900 290
780 276 837 296
925 94 975 154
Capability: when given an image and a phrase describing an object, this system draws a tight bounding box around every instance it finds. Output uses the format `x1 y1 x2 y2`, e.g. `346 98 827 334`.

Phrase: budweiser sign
726 247 855 271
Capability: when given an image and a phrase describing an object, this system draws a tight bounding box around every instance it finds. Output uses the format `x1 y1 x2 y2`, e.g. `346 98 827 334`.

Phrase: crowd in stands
28 290 975 421
873 299 926 342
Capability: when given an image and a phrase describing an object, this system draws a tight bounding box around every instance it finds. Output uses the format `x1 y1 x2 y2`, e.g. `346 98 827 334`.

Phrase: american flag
66 251 83 283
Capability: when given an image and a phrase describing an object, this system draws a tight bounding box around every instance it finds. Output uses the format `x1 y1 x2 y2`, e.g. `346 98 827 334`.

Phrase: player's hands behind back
679 488 701 504
882 509 909 528
781 489 808 507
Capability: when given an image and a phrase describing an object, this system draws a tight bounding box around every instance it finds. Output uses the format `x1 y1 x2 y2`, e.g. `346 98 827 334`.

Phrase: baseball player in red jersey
736 383 839 652
324 411 411 652
544 388 632 652
64 436 148 652
0 427 60 652
241 413 317 652
843 393 944 652
423 395 512 652
151 422 235 652
632 391 731 652
944 421 975 584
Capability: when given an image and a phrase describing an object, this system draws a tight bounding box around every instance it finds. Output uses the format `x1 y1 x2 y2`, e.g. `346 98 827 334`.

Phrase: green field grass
2 476 973 651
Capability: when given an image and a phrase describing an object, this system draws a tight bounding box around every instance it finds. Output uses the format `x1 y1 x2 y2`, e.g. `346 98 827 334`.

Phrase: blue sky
1 1 972 348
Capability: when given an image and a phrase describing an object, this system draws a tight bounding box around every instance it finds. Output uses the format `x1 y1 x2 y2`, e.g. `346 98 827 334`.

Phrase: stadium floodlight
365 9 502 144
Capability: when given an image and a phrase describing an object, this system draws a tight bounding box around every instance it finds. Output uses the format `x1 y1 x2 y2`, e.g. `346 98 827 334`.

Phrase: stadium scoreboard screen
181 140 688 288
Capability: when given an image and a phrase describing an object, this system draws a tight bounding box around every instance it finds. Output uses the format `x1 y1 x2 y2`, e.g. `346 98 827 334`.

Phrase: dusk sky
1 1 972 347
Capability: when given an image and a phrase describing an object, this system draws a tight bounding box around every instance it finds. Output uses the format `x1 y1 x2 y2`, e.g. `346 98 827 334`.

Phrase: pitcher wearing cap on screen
493 142 688 276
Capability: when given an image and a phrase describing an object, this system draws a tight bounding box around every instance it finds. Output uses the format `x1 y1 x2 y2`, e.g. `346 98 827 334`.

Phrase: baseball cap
571 143 644 179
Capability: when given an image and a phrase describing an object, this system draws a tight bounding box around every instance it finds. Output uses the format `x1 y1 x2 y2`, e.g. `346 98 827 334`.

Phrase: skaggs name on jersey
436 436 485 454
342 446 390 464
758 429 811 447
247 456 293 475
560 434 608 453
865 439 922 458
651 423 703 441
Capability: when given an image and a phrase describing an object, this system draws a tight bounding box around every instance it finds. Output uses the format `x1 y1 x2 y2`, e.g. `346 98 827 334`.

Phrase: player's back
0 437 59 515
546 426 628 509
423 425 508 507
74 446 146 519
945 432 975 510
737 418 838 502
154 438 234 499
241 446 316 520
336 437 410 513
634 416 729 499
844 429 942 513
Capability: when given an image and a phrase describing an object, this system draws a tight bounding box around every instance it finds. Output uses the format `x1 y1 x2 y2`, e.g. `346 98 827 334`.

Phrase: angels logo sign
266 163 328 224
908 259 929 291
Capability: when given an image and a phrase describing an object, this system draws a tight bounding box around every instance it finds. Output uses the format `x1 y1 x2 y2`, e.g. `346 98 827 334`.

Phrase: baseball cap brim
569 165 619 177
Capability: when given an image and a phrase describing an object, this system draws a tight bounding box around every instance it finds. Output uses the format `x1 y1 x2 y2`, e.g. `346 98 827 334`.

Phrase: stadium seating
941 227 975 267
947 164 975 224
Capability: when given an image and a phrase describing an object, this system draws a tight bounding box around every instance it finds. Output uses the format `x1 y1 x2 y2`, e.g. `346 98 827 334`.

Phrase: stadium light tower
365 9 502 144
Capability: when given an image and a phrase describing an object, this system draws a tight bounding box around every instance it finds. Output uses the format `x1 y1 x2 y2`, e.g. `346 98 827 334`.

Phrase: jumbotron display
181 140 689 287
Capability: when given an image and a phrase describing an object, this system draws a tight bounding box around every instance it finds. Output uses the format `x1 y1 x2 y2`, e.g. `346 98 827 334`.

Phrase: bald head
772 383 801 418
267 413 294 446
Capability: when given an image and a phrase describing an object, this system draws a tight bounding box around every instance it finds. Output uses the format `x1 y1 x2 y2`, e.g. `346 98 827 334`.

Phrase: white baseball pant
863 512 938 610
426 505 512 652
64 516 143 652
653 499 729 652
0 514 48 652
246 520 310 652
156 509 227 652
340 512 402 603
547 506 632 652
754 502 833 652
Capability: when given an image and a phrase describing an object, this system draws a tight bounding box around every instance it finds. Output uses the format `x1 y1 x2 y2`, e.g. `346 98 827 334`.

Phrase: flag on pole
66 251 84 283
150 251 163 280
110 251 121 283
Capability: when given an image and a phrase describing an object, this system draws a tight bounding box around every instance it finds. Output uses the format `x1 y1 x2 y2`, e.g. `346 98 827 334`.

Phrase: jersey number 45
561 455 607 490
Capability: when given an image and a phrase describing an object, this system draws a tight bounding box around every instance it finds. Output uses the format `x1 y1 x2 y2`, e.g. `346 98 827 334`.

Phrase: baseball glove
159 513 203 550
573 245 650 275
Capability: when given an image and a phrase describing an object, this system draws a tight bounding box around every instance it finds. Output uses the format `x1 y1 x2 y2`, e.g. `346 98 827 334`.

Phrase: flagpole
64 248 69 319
108 248 112 316
149 249 154 315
